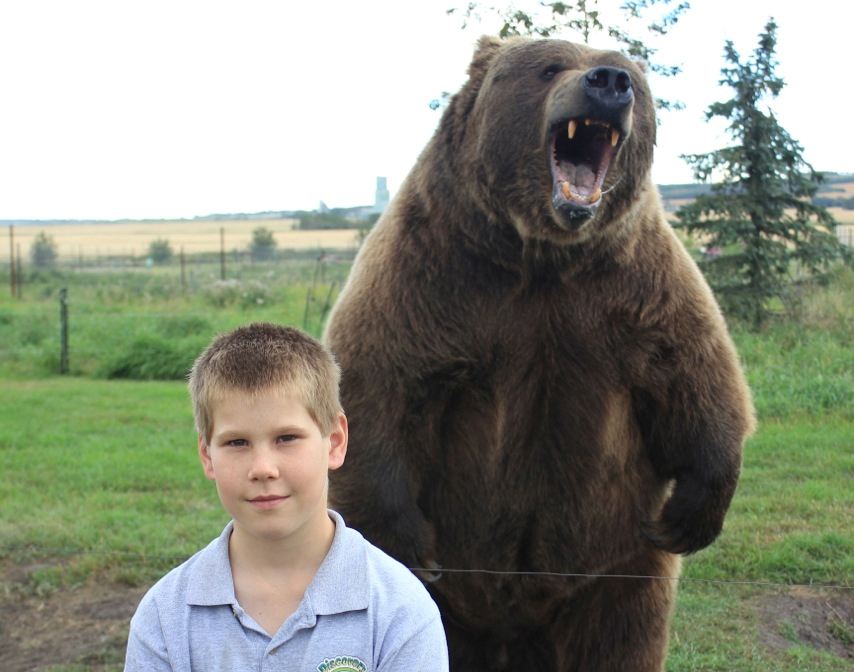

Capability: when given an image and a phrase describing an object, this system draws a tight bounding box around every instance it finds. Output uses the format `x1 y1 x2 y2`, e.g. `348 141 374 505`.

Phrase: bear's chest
482 279 628 388
419 280 636 452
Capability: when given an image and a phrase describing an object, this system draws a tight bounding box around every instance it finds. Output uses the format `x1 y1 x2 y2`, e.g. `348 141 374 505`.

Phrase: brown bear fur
324 36 755 672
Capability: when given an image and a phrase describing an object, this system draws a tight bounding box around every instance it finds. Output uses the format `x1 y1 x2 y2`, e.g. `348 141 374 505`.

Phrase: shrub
249 227 277 261
148 238 173 265
202 279 272 309
157 315 212 339
98 334 209 380
30 232 58 268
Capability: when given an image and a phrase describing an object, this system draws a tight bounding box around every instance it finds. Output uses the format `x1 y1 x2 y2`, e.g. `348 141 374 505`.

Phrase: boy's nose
248 447 280 480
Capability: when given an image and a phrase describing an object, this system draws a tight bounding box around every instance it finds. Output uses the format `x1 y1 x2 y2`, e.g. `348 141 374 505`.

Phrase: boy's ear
198 435 216 481
327 413 348 471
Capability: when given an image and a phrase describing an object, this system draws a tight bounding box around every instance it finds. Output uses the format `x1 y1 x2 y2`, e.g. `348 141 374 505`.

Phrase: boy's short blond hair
188 322 342 443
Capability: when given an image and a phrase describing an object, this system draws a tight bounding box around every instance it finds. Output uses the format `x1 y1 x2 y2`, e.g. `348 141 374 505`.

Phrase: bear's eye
542 64 562 81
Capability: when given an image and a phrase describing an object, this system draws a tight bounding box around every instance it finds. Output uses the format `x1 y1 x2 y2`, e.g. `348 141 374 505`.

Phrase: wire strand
406 566 854 591
3 546 851 592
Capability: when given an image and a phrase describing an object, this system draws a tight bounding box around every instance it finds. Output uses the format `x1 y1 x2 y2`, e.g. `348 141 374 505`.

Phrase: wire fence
0 246 356 377
4 220 363 304
2 545 851 594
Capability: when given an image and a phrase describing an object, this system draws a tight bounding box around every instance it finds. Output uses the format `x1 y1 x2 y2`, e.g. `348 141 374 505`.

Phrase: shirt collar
305 509 369 615
186 520 237 607
185 511 369 614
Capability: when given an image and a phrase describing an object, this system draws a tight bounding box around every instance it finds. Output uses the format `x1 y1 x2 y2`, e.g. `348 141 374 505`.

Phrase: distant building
373 177 389 214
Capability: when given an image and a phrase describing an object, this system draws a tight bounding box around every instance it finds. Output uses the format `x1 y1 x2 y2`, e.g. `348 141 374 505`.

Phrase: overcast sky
0 0 849 221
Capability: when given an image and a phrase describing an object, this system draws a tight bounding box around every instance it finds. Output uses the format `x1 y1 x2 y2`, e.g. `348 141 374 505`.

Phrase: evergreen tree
676 19 850 331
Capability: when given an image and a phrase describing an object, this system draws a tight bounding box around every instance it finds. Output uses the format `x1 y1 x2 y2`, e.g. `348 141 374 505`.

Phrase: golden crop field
7 218 361 259
6 207 852 261
823 181 854 198
828 207 854 225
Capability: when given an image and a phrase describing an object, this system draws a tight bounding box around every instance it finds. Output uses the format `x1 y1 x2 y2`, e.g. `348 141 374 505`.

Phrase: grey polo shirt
125 510 448 671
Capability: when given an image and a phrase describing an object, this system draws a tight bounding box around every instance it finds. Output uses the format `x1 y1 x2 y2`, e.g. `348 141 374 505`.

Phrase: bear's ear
467 35 503 80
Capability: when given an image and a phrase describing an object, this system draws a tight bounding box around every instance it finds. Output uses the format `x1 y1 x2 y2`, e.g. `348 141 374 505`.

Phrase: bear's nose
583 66 633 110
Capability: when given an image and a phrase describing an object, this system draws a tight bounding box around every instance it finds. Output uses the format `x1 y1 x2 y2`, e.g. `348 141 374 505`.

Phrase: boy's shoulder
320 511 437 618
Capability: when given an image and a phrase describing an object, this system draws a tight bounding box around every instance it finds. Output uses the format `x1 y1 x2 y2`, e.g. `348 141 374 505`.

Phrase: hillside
659 171 854 214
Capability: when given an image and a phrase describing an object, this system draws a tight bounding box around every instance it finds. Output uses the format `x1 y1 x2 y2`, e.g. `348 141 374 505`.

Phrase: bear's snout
583 66 634 114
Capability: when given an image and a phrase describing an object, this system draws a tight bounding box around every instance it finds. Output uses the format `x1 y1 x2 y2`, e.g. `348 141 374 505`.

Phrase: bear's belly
418 375 669 616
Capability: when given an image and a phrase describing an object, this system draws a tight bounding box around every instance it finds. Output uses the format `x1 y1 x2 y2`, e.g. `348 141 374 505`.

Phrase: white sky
0 0 849 221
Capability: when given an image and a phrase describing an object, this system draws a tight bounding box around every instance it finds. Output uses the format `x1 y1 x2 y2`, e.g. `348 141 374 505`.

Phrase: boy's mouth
249 495 289 509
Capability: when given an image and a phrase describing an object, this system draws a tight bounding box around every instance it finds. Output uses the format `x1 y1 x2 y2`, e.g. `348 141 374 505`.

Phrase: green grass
0 379 227 588
666 414 854 671
0 263 852 670
1 381 850 670
684 418 854 586
733 326 853 420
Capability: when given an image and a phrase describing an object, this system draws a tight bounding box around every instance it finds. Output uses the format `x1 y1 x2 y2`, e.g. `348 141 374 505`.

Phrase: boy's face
198 389 347 547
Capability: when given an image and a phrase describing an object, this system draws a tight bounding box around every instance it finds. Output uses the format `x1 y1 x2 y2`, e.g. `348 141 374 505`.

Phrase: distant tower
374 177 390 214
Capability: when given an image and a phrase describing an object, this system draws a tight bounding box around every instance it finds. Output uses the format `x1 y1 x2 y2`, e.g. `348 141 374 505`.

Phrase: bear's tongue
561 163 600 202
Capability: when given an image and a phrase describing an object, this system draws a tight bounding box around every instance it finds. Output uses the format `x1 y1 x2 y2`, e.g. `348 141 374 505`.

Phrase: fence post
303 253 325 330
59 288 69 375
16 243 22 299
220 227 226 280
8 225 14 298
180 246 187 291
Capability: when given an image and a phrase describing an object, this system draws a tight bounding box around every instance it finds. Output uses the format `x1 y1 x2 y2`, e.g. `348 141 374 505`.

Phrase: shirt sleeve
124 593 173 672
377 611 450 672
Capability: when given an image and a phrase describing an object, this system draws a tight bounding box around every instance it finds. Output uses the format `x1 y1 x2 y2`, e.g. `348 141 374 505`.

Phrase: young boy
125 322 449 671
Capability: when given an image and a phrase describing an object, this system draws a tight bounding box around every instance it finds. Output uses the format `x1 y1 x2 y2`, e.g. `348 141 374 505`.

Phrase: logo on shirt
316 655 368 672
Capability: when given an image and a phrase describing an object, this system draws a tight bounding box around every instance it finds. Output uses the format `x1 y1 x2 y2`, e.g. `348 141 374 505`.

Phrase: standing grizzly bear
324 36 754 672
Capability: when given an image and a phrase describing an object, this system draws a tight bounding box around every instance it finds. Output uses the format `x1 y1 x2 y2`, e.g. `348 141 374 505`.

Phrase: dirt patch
0 560 146 672
756 586 854 661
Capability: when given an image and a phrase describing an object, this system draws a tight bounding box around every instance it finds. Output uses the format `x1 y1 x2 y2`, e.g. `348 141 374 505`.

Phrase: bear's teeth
568 119 578 140
561 181 601 203
611 129 620 147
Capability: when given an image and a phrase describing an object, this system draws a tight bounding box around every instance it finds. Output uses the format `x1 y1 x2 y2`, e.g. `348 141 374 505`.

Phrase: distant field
6 197 852 261
663 204 854 240
8 218 361 258
823 181 854 198
828 207 854 224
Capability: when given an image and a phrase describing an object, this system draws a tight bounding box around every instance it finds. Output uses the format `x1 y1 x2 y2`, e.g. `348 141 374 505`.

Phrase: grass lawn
0 379 227 590
0 266 851 670
1 379 851 670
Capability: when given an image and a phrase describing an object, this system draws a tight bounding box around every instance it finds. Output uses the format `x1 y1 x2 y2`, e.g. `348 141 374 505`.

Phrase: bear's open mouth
550 117 623 208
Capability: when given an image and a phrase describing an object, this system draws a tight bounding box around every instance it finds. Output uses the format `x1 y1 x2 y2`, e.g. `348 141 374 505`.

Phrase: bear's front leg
641 455 741 555
632 338 753 556
328 427 439 574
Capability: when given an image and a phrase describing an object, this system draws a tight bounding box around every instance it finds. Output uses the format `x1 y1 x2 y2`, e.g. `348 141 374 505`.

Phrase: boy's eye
277 434 298 443
226 439 248 447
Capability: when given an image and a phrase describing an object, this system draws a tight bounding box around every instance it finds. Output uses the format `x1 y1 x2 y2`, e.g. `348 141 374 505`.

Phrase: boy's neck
228 510 336 577
227 512 336 636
